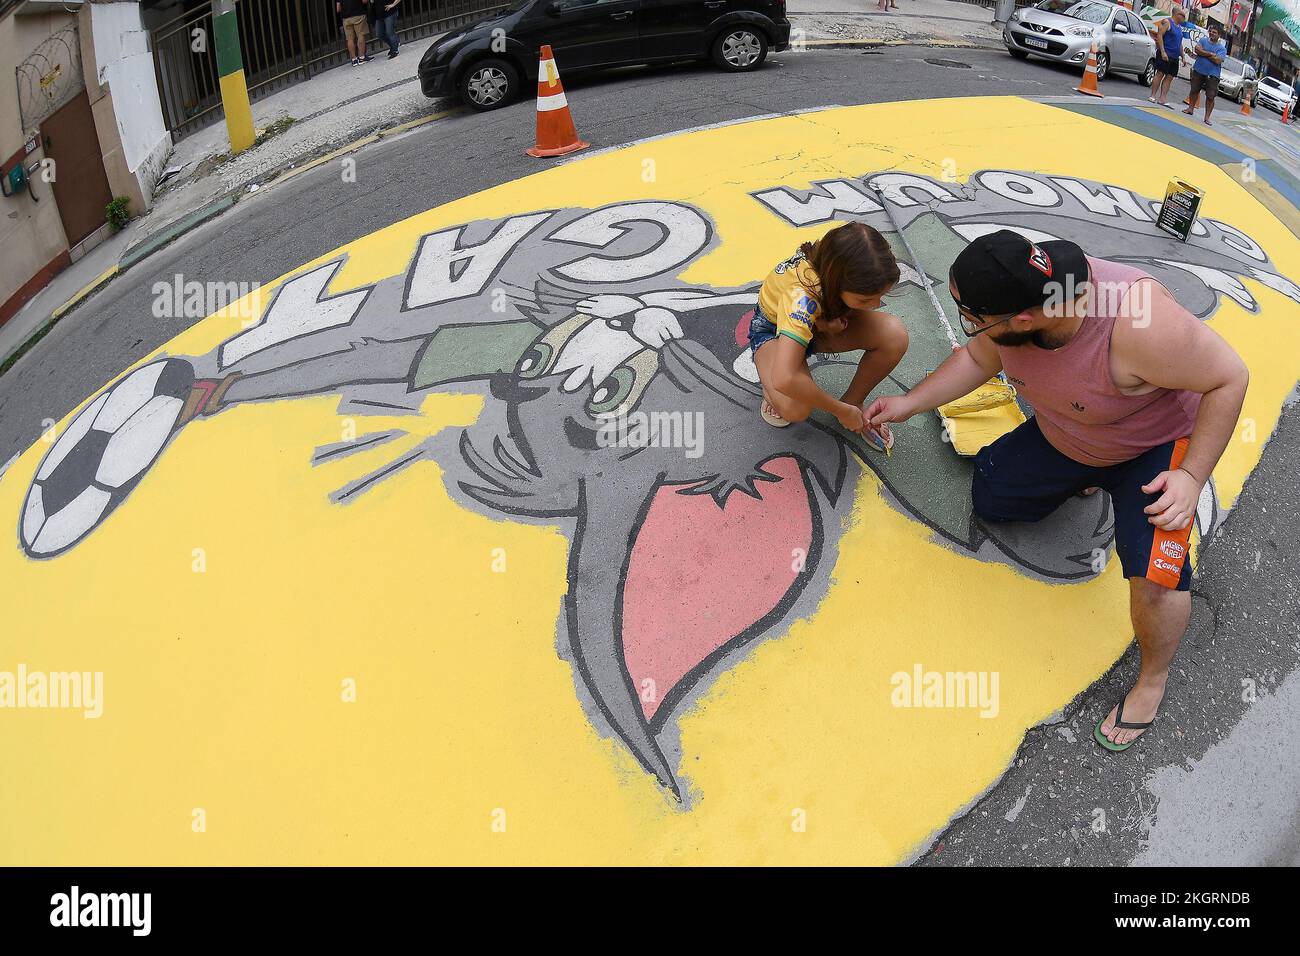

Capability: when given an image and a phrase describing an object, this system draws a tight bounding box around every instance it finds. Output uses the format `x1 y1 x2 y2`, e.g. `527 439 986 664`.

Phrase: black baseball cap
949 230 1090 318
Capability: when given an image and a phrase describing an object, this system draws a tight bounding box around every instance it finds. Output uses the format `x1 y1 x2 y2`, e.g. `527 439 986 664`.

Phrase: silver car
1217 56 1257 105
1005 0 1158 85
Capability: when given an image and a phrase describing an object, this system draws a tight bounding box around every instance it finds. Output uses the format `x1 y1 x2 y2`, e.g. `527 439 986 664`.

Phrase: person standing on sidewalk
338 0 373 66
1184 21 1227 126
1149 6 1186 108
374 0 402 59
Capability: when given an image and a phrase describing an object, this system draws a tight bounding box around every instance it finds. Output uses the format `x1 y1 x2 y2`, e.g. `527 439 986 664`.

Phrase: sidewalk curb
801 38 1003 52
49 265 119 322
0 104 462 377
119 194 239 272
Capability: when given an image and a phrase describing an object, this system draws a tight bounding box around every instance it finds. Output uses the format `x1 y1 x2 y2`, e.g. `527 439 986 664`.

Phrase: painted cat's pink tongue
621 455 812 722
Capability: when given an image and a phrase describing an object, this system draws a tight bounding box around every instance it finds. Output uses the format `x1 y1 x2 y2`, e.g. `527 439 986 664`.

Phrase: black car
419 0 791 110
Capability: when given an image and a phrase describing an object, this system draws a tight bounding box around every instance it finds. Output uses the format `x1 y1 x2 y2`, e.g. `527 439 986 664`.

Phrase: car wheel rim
723 32 760 68
1096 52 1108 80
468 68 507 106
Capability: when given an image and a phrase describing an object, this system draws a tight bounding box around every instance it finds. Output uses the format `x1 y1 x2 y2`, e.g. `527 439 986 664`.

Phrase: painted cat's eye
517 342 554 378
587 367 636 415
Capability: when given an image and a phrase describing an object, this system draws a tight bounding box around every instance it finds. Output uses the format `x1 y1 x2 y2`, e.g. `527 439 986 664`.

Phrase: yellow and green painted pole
214 0 255 154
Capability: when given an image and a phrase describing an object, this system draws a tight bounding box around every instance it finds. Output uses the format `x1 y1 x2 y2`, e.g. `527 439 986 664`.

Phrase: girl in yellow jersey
749 221 908 443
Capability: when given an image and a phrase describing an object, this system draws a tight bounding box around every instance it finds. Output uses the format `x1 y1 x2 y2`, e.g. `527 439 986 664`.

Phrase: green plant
253 116 296 148
106 195 132 232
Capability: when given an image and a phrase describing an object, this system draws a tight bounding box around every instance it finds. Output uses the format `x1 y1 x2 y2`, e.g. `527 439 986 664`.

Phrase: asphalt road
2 46 1296 866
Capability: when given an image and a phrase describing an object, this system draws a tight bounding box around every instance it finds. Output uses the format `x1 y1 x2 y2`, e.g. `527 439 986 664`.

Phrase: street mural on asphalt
4 99 1299 864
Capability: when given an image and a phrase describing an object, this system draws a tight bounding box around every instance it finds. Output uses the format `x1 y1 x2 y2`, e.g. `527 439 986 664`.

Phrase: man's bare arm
865 333 1001 428
1114 282 1249 528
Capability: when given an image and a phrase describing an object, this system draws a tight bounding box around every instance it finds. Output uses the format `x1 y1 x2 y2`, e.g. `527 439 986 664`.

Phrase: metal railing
150 0 509 137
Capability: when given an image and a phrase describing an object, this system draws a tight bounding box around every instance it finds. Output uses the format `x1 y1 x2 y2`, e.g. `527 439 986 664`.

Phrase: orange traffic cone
1283 101 1292 124
1240 93 1252 116
526 45 589 158
1076 41 1103 98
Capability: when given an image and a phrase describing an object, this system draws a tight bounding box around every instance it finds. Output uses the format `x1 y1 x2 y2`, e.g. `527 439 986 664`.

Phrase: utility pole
1241 0 1262 64
213 0 256 155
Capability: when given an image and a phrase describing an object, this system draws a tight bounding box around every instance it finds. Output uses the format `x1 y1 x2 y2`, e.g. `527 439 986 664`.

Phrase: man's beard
990 325 1075 350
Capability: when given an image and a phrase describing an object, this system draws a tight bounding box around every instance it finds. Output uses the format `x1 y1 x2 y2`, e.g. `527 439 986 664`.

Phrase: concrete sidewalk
794 0 1002 47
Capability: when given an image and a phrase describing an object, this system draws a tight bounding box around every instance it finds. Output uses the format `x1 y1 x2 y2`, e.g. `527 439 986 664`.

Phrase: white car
1256 76 1298 114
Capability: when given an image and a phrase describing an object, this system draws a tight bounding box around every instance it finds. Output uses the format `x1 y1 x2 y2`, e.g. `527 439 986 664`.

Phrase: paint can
1155 179 1204 242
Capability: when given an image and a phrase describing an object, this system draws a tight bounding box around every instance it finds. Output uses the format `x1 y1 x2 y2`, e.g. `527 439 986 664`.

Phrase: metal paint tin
1156 178 1205 242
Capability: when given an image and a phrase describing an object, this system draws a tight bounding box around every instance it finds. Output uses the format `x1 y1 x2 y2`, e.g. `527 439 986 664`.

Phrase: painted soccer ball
21 359 194 557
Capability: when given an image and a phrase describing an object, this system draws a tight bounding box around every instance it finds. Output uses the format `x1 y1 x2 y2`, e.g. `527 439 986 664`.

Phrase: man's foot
1148 96 1156 103
350 58 358 66
362 54 374 62
1204 119 1213 126
1097 679 1167 749
1182 108 1194 115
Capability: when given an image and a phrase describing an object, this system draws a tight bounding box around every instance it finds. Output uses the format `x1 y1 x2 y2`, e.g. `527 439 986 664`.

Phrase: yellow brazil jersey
758 251 822 350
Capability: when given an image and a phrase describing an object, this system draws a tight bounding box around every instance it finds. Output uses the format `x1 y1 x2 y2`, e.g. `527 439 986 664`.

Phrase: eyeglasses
952 298 1017 338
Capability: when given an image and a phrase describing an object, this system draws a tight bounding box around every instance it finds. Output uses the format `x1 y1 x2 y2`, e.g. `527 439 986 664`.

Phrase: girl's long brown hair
799 222 900 328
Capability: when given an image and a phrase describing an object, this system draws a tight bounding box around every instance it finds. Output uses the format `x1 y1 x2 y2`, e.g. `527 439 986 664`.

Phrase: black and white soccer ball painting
21 359 193 557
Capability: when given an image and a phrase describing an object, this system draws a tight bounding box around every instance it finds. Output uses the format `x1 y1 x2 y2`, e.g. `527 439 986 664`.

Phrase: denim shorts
748 304 812 358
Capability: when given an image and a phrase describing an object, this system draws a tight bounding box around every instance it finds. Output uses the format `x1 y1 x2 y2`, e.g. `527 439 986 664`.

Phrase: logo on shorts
1153 558 1180 574
1028 243 1053 277
1159 539 1186 560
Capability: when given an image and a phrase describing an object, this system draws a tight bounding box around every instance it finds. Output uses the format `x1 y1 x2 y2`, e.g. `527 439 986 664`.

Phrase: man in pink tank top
867 231 1249 753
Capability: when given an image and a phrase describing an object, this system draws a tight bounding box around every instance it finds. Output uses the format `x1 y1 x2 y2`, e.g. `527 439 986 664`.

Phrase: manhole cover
925 58 972 68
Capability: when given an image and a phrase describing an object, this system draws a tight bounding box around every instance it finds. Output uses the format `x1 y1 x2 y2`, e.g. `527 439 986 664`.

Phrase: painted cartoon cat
14 175 1296 797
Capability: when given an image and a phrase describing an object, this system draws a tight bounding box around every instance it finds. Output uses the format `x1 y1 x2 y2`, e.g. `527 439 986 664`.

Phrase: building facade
1 0 170 328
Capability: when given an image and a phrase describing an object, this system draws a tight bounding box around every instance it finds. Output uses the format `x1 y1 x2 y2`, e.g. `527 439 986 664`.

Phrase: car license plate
1024 37 1049 49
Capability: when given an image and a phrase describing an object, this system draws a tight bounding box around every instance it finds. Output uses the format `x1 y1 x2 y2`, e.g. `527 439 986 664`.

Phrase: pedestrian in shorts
1183 21 1227 126
1149 6 1186 108
338 0 373 66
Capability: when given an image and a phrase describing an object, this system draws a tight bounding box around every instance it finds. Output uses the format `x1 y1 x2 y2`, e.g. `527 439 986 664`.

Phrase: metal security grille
149 0 510 138
15 25 86 132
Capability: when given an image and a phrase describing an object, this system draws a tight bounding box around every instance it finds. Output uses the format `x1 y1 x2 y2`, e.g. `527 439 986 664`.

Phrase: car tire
1139 59 1155 86
459 58 518 112
1093 49 1109 82
1008 46 1029 60
712 27 767 72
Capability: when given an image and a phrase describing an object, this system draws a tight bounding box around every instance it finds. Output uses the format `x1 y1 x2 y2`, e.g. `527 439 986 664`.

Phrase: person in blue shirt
1184 21 1228 126
1149 5 1188 108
